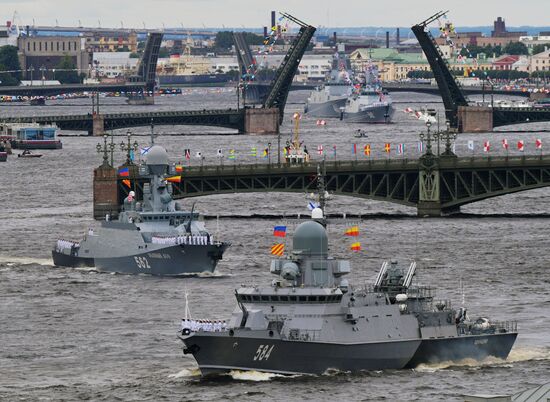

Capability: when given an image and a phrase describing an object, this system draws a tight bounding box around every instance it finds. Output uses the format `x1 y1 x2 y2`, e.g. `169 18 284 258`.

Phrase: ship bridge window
252 295 260 301
307 296 317 302
289 296 297 302
280 296 288 301
299 296 307 302
261 295 269 301
318 296 326 302
269 296 278 302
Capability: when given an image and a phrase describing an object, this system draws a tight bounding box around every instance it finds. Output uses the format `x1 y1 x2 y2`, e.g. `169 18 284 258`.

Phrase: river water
1 89 549 401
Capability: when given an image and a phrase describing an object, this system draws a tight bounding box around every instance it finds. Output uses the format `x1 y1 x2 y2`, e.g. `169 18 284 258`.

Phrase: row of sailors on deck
56 239 80 251
152 234 212 246
180 319 227 333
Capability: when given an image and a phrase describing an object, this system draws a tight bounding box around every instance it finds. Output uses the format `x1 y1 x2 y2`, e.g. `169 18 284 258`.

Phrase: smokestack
396 28 400 45
271 11 276 29
386 31 390 48
333 31 337 44
263 26 268 38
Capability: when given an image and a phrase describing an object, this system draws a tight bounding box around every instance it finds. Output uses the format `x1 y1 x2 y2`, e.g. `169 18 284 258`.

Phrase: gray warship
52 145 229 276
342 63 394 123
178 172 517 375
304 53 354 118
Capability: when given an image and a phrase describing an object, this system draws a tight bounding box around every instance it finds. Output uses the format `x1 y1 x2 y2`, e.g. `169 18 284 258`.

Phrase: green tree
532 43 550 55
0 45 22 86
55 55 81 84
215 31 234 50
503 41 529 55
244 32 264 46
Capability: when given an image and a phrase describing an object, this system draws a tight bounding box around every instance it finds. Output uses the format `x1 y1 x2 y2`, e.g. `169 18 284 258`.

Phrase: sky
2 0 549 28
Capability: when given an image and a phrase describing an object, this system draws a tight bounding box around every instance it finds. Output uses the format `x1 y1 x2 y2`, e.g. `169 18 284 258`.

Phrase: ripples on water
1 90 549 401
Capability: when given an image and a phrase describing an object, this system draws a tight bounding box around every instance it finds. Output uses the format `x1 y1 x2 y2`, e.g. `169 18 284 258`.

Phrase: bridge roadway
0 82 147 97
116 154 550 216
382 82 532 98
2 108 245 133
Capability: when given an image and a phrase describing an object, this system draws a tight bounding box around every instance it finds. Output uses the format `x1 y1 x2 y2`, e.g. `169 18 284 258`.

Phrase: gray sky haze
2 0 549 28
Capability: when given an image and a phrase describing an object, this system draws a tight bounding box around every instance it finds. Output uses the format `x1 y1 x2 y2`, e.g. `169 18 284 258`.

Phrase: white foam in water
168 368 202 379
0 255 53 267
414 346 550 372
228 370 291 381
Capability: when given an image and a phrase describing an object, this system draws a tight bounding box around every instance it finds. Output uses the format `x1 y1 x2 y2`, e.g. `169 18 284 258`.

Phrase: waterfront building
84 31 138 53
530 49 550 72
91 52 138 79
17 35 89 80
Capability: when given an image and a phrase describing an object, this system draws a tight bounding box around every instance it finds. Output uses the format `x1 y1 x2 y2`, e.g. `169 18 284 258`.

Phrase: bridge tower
411 11 468 129
233 32 262 104
262 13 316 124
129 32 163 94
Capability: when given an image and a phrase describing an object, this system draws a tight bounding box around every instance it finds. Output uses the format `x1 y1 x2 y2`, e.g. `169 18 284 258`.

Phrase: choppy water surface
1 90 549 401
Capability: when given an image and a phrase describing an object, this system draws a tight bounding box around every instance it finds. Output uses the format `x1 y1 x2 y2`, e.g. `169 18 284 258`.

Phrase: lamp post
96 134 110 167
442 121 457 156
268 142 272 165
120 130 139 165
419 120 434 156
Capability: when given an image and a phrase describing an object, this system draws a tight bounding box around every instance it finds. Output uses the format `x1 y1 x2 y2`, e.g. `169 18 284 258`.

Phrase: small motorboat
18 150 42 158
354 129 368 138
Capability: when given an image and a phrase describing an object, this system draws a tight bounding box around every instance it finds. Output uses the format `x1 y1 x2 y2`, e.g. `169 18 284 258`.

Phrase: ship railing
492 320 518 333
151 234 213 246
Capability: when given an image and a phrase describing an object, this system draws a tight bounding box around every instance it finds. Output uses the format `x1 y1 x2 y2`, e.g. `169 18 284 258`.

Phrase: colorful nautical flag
317 145 324 155
140 147 151 156
175 165 184 173
332 145 337 158
502 139 509 150
263 148 269 158
364 144 371 156
384 143 391 153
273 226 287 237
468 140 475 151
129 150 135 162
483 141 490 153
122 179 131 188
517 140 524 152
118 167 129 177
228 149 236 160
316 119 327 126
352 143 357 155
166 176 181 183
350 242 361 251
307 201 319 211
271 243 285 256
184 149 191 160
250 147 257 157
293 112 301 120
397 143 405 155
344 226 359 236
536 139 542 149
418 142 424 153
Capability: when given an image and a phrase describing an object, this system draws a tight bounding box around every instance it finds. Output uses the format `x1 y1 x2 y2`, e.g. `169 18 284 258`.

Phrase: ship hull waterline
52 243 229 276
180 331 422 376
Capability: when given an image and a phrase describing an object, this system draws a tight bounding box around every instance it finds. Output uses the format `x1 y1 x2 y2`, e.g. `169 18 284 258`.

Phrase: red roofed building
492 55 520 70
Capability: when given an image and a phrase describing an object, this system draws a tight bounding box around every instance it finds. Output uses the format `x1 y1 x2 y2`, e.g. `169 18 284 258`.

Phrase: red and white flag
404 107 414 114
317 144 324 155
483 141 490 153
316 119 326 126
517 140 524 152
536 139 542 149
502 139 509 150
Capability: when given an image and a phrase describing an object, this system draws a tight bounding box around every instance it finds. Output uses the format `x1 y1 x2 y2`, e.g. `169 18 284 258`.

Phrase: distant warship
52 145 229 276
304 53 354 118
178 169 517 375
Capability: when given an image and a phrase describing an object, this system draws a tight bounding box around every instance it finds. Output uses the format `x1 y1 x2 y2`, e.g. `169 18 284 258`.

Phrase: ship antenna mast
316 160 327 215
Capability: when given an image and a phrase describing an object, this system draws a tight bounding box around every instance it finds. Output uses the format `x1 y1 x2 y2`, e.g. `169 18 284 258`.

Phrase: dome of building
293 220 328 256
